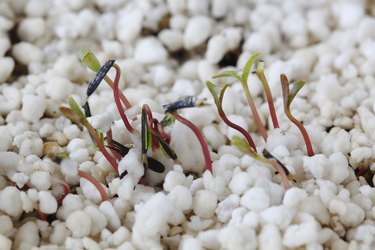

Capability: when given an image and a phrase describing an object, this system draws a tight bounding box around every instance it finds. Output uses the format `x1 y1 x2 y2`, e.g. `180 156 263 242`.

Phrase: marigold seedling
206 80 257 152
280 74 314 157
60 97 118 173
112 63 134 133
163 97 213 173
255 60 279 129
213 53 268 141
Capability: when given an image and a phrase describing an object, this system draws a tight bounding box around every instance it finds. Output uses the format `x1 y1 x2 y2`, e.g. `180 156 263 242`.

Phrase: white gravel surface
1 0 375 249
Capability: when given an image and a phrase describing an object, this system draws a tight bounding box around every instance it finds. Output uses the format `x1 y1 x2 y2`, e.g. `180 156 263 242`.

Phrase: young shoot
206 80 257 152
60 97 119 173
112 62 134 133
255 60 279 129
141 104 177 172
280 74 314 157
79 48 132 109
163 97 212 173
231 135 291 189
213 53 268 141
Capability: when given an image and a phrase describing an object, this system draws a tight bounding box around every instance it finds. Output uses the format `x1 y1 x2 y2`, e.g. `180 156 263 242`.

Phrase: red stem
286 114 314 157
78 170 108 201
280 74 314 157
85 123 118 173
112 64 134 133
173 113 212 173
103 76 132 109
219 85 257 152
219 110 257 152
269 160 291 189
257 73 279 129
242 84 268 141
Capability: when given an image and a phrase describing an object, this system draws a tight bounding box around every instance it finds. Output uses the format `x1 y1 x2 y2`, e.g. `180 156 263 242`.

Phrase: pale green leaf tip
67 96 85 119
242 53 260 82
78 48 101 73
256 60 265 73
206 80 220 107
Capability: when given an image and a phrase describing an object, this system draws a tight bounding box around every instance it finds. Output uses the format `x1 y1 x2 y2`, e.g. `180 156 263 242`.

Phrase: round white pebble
66 210 92 238
0 57 14 83
12 42 43 65
0 187 23 218
38 191 58 214
21 95 46 123
30 171 51 191
158 29 183 52
183 16 212 49
168 185 193 211
17 17 45 42
241 187 270 212
0 234 11 250
193 190 217 219
134 38 167 64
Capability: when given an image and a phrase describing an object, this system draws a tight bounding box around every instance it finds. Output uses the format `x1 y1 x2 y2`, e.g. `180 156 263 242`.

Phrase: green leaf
288 80 305 106
99 131 104 143
206 80 220 108
78 48 101 73
231 135 266 163
206 80 229 110
67 96 86 121
241 53 259 84
213 70 241 82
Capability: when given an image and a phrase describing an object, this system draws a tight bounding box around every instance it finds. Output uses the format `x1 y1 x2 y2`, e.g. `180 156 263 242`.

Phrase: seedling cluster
58 50 314 201
207 53 314 188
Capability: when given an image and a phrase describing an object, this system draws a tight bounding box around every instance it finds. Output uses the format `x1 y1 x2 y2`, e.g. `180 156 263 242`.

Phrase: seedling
213 53 268 141
206 80 257 152
255 60 279 129
79 48 132 109
60 97 118 173
280 74 314 157
163 97 212 173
